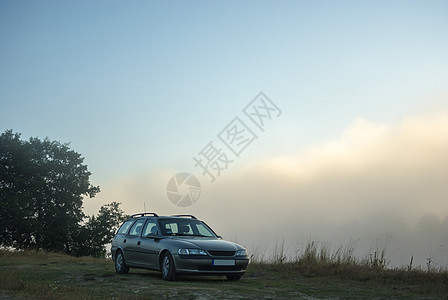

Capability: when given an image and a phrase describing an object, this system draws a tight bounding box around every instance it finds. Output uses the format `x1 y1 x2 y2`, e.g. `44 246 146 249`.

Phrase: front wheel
226 275 242 281
115 251 129 274
161 252 176 281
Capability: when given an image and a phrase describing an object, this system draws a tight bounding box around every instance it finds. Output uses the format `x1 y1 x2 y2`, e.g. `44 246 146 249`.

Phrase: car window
142 219 159 236
128 219 145 236
196 223 214 236
117 220 134 235
164 222 177 234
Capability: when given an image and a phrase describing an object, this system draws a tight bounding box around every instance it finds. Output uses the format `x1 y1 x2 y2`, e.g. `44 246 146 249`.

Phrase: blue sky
1 1 448 265
2 1 446 178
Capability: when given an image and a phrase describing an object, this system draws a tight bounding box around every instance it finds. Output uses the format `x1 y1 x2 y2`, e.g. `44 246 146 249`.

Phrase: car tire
161 252 176 281
115 251 130 274
226 275 242 281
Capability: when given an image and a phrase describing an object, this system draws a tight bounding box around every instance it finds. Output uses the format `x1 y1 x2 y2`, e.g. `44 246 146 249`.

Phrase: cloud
204 111 448 266
89 110 448 267
224 111 448 220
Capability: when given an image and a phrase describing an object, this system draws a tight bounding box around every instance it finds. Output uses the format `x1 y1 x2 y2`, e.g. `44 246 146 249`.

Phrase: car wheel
161 252 176 281
226 275 242 281
115 251 129 274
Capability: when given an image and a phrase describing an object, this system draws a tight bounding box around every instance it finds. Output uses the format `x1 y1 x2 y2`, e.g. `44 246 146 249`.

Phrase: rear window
117 220 134 235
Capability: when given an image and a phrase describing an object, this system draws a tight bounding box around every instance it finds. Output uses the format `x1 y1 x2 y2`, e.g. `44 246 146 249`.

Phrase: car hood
168 238 243 251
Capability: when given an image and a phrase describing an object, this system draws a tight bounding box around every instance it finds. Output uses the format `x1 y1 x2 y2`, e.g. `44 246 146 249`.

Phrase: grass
0 244 447 299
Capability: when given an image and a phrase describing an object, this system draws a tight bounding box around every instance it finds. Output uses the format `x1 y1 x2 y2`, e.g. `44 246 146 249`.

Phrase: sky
1 1 447 268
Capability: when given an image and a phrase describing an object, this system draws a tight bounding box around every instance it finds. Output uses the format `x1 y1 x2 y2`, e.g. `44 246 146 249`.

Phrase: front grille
198 266 242 272
207 251 235 256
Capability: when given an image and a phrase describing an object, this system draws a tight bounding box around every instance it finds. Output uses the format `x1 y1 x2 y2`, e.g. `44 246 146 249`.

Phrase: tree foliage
0 130 126 257
70 202 128 257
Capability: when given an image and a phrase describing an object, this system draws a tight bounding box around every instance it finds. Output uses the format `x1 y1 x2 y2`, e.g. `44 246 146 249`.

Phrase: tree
0 130 101 253
69 202 128 257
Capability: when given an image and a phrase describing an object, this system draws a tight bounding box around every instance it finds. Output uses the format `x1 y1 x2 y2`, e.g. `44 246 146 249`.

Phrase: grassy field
0 249 447 299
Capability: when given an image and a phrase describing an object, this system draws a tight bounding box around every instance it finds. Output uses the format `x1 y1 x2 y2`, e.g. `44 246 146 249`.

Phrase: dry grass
1 244 447 299
249 239 448 296
0 248 107 262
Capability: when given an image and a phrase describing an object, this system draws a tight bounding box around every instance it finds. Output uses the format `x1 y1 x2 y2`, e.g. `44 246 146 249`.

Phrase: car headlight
235 249 247 256
178 248 208 255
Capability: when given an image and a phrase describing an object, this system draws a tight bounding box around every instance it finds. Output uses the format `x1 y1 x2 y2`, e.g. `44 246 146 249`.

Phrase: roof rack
131 212 159 218
172 214 197 219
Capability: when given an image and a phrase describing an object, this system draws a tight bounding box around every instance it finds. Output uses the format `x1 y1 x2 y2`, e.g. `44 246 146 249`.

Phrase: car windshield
159 219 217 238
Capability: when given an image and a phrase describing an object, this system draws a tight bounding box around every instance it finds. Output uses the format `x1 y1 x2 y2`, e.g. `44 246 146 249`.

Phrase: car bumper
173 254 249 275
110 246 118 261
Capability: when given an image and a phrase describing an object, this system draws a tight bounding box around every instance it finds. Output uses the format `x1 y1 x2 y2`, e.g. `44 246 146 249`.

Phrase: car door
112 220 134 259
123 219 146 265
133 218 161 268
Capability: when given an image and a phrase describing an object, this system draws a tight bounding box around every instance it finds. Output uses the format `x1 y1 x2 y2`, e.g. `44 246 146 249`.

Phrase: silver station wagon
111 213 249 281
